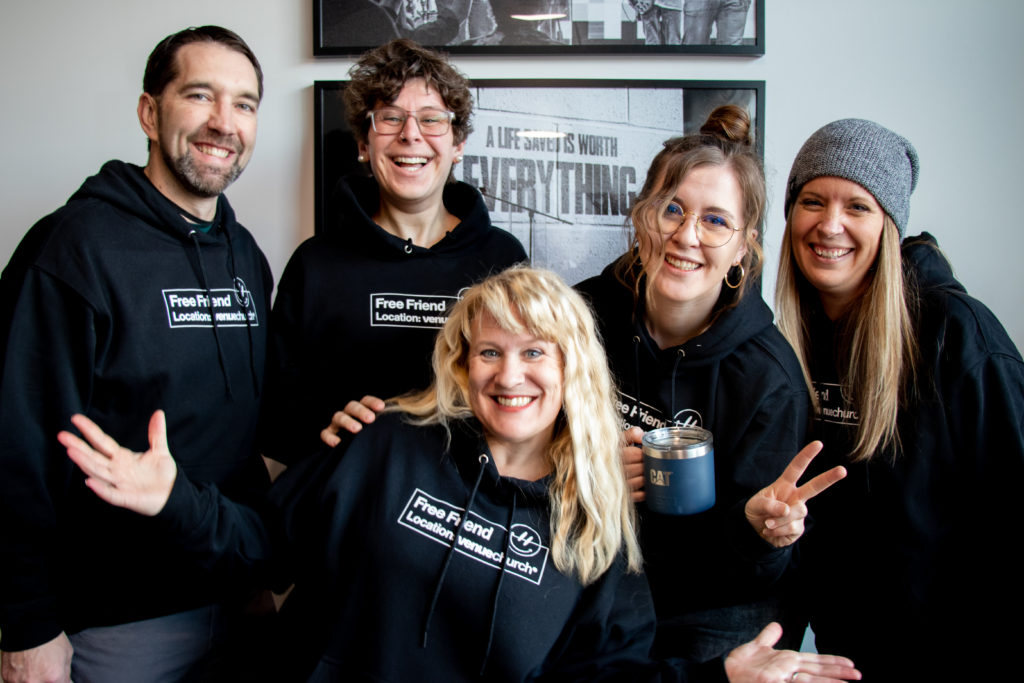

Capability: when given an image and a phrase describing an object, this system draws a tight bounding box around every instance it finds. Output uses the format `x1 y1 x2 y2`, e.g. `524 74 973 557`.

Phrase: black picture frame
315 78 764 284
314 1 764 56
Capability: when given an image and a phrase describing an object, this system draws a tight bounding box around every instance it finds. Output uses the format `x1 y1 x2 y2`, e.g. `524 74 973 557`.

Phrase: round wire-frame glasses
657 201 741 248
366 107 455 137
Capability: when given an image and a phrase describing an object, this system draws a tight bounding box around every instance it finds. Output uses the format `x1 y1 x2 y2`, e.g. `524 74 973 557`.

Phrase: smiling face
138 42 259 219
358 78 465 214
789 176 886 318
467 313 564 466
639 164 748 325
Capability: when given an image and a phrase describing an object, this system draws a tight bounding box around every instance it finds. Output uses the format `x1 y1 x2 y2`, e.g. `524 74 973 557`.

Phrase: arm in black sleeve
0 269 96 650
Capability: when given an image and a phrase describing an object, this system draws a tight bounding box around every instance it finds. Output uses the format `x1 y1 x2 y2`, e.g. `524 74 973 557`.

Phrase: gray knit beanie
784 118 919 236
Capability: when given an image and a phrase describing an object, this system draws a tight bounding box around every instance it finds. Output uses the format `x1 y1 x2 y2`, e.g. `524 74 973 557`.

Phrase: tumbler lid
642 426 713 460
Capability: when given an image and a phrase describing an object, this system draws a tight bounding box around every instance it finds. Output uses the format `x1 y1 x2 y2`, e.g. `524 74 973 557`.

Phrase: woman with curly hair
261 38 526 465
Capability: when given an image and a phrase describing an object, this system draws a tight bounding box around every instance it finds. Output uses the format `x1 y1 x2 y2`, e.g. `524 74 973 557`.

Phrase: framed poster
315 0 764 56
315 79 764 284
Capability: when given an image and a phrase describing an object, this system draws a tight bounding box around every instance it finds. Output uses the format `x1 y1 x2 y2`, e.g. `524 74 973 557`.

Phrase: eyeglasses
657 201 741 248
366 107 455 136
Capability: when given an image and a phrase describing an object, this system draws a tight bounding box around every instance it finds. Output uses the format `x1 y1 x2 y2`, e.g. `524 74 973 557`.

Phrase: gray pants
683 0 751 45
69 605 225 683
640 7 683 45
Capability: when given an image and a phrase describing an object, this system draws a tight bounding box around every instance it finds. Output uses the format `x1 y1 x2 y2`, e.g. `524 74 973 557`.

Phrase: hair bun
700 105 753 146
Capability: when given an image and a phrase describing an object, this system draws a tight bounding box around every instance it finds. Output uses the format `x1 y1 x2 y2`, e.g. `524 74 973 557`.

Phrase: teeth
196 144 229 159
496 396 533 407
394 156 428 165
665 255 700 271
813 246 852 259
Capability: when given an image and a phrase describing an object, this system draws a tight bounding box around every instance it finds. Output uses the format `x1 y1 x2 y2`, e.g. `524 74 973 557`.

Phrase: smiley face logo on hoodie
672 408 703 429
509 523 543 558
233 276 251 308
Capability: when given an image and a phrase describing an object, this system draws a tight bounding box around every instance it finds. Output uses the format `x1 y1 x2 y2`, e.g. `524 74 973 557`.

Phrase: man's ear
138 93 159 143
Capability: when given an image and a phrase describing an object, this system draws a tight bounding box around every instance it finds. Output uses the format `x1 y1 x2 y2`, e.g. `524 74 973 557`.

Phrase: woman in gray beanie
774 119 1023 680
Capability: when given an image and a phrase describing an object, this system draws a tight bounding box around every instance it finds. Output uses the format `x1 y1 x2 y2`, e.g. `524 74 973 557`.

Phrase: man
0 26 272 683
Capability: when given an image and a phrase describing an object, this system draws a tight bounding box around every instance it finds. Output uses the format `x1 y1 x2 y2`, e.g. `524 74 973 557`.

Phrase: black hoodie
795 233 1024 681
261 175 526 464
0 161 273 651
577 261 810 660
269 413 658 682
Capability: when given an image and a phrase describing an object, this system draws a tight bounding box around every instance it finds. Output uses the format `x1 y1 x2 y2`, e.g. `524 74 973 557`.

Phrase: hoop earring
724 263 745 289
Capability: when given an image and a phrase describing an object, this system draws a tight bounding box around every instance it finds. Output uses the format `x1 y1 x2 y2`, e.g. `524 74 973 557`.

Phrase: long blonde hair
776 215 918 461
392 266 642 584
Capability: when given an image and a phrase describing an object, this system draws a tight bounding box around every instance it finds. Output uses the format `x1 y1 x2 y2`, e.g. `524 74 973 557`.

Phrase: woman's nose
495 357 524 387
818 207 844 236
670 212 701 247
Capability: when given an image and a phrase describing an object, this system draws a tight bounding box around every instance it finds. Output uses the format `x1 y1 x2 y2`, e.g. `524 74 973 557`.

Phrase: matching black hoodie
260 175 526 464
795 233 1024 681
269 413 661 682
577 262 811 660
0 161 273 651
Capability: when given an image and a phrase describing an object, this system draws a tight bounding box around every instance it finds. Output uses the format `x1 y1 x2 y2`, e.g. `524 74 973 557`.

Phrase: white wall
2 0 1022 348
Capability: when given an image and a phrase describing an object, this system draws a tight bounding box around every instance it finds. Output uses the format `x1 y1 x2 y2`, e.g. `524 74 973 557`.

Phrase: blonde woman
776 118 1024 680
265 265 649 680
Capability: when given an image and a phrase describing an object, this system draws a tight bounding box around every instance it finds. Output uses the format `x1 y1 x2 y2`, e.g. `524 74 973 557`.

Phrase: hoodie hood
902 231 965 293
70 160 238 245
448 417 551 506
579 260 777 426
587 259 774 366
327 174 500 257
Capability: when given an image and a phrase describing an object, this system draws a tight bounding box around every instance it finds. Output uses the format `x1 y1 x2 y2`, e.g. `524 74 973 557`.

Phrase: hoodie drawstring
421 453 489 648
631 335 642 420
670 348 685 418
222 228 260 395
479 493 516 676
189 230 233 399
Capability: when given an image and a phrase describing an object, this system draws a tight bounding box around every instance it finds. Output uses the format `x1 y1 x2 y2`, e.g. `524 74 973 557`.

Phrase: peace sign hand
744 441 846 548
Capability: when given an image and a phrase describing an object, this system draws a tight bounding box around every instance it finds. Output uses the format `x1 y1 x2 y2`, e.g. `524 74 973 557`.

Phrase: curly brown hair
344 38 473 145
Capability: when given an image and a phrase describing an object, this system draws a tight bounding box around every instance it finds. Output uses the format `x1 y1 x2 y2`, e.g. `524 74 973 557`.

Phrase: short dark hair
143 25 263 101
344 38 472 145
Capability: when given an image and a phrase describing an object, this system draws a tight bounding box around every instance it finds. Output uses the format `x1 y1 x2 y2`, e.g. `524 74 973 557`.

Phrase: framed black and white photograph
315 79 764 283
315 1 763 56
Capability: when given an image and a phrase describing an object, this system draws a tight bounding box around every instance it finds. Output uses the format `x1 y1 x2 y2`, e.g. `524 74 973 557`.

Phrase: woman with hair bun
775 118 1024 680
577 105 845 664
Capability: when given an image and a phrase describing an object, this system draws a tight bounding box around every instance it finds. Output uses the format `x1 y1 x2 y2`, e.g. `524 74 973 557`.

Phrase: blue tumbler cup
642 426 715 515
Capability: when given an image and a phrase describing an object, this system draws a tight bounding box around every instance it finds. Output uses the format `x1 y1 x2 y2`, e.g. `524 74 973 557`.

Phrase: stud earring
357 155 366 162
